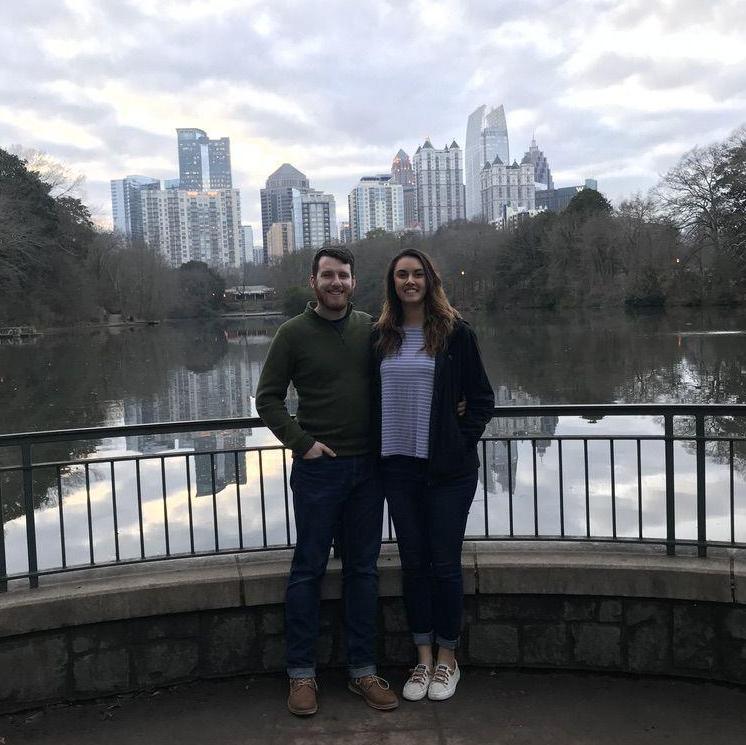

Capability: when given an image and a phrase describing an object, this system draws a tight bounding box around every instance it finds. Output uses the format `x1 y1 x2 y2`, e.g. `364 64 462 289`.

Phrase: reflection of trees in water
0 322 233 521
473 306 746 478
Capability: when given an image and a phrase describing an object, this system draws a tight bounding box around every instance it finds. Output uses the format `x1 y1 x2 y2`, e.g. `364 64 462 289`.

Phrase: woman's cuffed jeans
286 453 384 680
382 456 477 650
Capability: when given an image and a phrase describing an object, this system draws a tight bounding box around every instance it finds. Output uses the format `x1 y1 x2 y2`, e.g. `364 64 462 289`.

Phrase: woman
373 248 494 702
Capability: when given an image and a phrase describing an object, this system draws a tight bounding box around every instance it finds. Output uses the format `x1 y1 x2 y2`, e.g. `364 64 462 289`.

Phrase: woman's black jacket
372 319 495 481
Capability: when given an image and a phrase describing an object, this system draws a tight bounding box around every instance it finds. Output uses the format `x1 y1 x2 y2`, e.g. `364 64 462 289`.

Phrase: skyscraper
141 187 242 268
176 128 232 190
291 188 337 250
480 158 536 224
413 139 465 234
521 136 554 190
347 175 404 241
110 175 160 240
260 163 309 261
390 149 417 228
465 104 509 220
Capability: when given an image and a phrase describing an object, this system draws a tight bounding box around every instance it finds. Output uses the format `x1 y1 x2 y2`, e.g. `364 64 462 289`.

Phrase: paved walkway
2 667 746 745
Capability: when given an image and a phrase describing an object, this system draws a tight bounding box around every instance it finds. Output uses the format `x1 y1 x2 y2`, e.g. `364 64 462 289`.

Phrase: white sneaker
402 664 432 701
427 662 460 701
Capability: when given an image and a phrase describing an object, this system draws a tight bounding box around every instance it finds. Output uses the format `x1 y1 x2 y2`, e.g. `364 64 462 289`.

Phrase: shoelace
291 677 317 690
357 674 390 690
431 664 453 685
408 664 432 686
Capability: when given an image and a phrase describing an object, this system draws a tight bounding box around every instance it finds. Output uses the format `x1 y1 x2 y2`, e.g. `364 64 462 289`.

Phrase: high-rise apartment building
291 188 337 250
260 163 309 261
110 175 160 240
347 175 404 242
141 188 242 268
176 128 232 190
413 139 465 234
465 104 509 220
391 149 417 228
480 158 536 224
338 221 351 244
267 221 295 261
521 136 554 190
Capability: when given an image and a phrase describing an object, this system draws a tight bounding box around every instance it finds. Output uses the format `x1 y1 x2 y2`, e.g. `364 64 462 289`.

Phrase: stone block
572 623 621 668
382 599 408 633
563 599 596 621
673 605 717 671
262 636 285 671
598 600 622 623
74 649 130 695
260 606 285 635
625 600 669 626
468 624 519 664
0 635 68 708
133 614 199 640
627 619 670 673
721 641 746 684
522 624 568 666
202 612 256 676
724 609 746 640
479 595 563 622
133 639 199 686
384 635 414 665
71 622 130 654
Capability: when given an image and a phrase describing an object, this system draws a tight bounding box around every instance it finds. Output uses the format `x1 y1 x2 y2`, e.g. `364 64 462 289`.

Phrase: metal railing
1 404 746 590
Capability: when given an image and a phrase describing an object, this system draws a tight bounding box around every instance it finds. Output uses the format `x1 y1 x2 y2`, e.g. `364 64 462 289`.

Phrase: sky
2 0 745 237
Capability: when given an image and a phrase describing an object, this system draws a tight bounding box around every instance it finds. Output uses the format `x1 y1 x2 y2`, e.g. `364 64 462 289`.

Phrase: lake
2 307 746 577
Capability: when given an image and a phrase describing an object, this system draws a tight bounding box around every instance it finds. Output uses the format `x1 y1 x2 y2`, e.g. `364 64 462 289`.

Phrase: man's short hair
311 247 355 277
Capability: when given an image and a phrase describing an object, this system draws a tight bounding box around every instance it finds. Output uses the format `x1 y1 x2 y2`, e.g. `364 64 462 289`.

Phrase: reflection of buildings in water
480 385 558 495
193 431 247 497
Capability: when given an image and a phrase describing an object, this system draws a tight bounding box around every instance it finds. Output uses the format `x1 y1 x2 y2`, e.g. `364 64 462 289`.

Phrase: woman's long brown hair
374 248 460 357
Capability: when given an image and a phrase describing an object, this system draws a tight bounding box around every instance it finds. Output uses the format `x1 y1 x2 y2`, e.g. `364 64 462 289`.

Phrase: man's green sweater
256 303 373 456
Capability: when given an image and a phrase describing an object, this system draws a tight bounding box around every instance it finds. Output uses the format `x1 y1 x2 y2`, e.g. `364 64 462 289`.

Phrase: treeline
249 124 746 314
0 148 224 325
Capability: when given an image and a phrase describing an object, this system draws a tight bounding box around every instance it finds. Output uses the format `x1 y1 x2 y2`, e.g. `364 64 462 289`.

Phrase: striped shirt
380 326 435 458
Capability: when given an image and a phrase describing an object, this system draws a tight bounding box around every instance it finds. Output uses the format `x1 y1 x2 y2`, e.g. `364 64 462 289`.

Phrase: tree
173 261 225 318
653 143 726 254
565 188 613 219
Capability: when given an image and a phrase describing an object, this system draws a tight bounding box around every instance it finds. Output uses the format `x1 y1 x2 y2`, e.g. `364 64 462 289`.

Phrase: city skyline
2 1 745 233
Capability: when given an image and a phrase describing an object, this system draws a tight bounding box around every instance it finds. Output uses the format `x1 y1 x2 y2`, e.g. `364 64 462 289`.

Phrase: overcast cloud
1 0 745 233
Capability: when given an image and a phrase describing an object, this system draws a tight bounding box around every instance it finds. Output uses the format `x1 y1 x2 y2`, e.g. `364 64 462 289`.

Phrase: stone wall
2 543 746 713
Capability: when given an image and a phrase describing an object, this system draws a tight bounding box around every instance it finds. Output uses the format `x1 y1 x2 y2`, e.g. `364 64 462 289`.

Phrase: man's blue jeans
382 455 477 650
286 453 384 679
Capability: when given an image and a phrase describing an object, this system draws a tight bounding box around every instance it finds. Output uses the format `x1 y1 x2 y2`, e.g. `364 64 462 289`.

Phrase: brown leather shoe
348 675 399 710
288 677 318 716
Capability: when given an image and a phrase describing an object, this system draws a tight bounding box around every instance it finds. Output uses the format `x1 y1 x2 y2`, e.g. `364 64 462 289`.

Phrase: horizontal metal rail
1 404 745 590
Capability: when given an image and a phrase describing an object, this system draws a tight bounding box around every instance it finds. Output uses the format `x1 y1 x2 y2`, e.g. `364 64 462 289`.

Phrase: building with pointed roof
465 104 510 220
391 149 417 228
521 136 554 190
480 158 535 225
259 164 310 262
413 139 465 234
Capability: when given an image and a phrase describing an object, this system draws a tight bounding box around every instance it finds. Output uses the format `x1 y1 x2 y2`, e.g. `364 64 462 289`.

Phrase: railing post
21 443 39 588
0 474 7 592
695 414 707 558
664 414 676 556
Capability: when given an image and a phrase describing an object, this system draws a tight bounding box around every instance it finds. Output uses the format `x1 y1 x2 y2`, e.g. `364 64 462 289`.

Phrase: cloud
0 0 744 227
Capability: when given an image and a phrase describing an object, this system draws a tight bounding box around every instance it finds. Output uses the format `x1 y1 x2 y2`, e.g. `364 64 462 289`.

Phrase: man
256 247 398 716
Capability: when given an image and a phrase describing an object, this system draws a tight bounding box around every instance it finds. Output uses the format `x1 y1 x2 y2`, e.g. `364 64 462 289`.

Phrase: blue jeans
382 456 477 650
286 454 384 679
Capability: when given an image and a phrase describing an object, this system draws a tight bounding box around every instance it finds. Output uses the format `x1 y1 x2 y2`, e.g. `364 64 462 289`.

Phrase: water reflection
3 309 746 578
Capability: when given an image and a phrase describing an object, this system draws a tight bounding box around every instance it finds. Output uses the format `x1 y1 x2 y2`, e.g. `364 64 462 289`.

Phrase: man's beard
314 286 350 312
